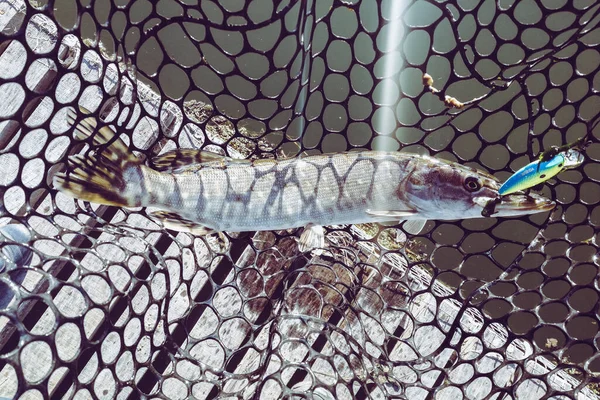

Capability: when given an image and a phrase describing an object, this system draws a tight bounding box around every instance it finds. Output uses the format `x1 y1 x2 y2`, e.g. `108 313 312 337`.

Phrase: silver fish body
128 151 553 231
140 152 418 231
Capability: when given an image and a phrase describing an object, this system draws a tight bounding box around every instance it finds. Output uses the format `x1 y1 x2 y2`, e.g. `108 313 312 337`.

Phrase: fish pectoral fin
298 223 326 253
151 149 243 173
149 211 215 235
402 219 427 235
366 209 418 219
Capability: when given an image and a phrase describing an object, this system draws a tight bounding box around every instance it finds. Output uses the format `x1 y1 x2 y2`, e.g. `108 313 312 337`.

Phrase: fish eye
464 177 481 192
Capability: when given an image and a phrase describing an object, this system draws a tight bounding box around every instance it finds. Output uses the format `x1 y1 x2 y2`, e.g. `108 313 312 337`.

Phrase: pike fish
54 112 555 251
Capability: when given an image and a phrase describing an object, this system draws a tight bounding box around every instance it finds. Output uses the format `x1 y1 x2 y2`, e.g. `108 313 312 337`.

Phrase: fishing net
1 0 600 398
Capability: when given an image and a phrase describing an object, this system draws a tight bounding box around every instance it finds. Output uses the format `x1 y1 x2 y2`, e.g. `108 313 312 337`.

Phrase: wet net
1 0 600 398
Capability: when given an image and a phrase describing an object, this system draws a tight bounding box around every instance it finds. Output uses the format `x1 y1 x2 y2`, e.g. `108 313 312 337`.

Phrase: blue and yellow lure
499 148 585 196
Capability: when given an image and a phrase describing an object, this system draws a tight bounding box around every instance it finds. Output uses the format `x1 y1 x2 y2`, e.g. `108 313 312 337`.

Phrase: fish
53 111 555 251
498 148 585 196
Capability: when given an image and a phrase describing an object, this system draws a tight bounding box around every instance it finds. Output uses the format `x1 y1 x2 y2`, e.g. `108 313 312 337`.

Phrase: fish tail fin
53 109 144 207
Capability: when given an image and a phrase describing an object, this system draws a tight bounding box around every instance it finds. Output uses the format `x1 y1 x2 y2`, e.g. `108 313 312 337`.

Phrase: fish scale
150 153 414 232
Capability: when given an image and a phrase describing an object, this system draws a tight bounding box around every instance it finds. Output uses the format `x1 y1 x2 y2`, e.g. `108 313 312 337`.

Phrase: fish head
403 158 555 219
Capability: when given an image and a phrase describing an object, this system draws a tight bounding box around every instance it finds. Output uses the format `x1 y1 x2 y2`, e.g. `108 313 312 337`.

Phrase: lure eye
464 177 481 192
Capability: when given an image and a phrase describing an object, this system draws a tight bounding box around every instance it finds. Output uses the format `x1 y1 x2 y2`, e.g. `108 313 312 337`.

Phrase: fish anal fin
298 223 325 253
366 209 418 219
401 219 427 235
151 149 238 173
150 211 215 235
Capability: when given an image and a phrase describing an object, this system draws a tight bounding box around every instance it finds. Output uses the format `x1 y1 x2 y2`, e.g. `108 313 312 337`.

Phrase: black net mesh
1 0 600 398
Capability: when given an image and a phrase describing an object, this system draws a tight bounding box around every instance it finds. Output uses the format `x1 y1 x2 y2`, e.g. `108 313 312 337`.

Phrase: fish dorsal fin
149 211 215 235
366 209 418 219
150 149 235 173
67 108 129 159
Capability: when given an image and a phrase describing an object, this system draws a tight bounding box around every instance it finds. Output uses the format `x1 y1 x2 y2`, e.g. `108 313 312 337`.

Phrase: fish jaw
482 192 556 217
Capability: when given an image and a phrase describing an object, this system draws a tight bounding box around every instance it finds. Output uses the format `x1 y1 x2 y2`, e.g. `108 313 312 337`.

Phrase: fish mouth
494 193 556 217
474 192 555 217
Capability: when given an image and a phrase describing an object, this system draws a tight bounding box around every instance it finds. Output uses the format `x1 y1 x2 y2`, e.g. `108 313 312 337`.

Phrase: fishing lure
537 137 586 168
498 147 585 196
